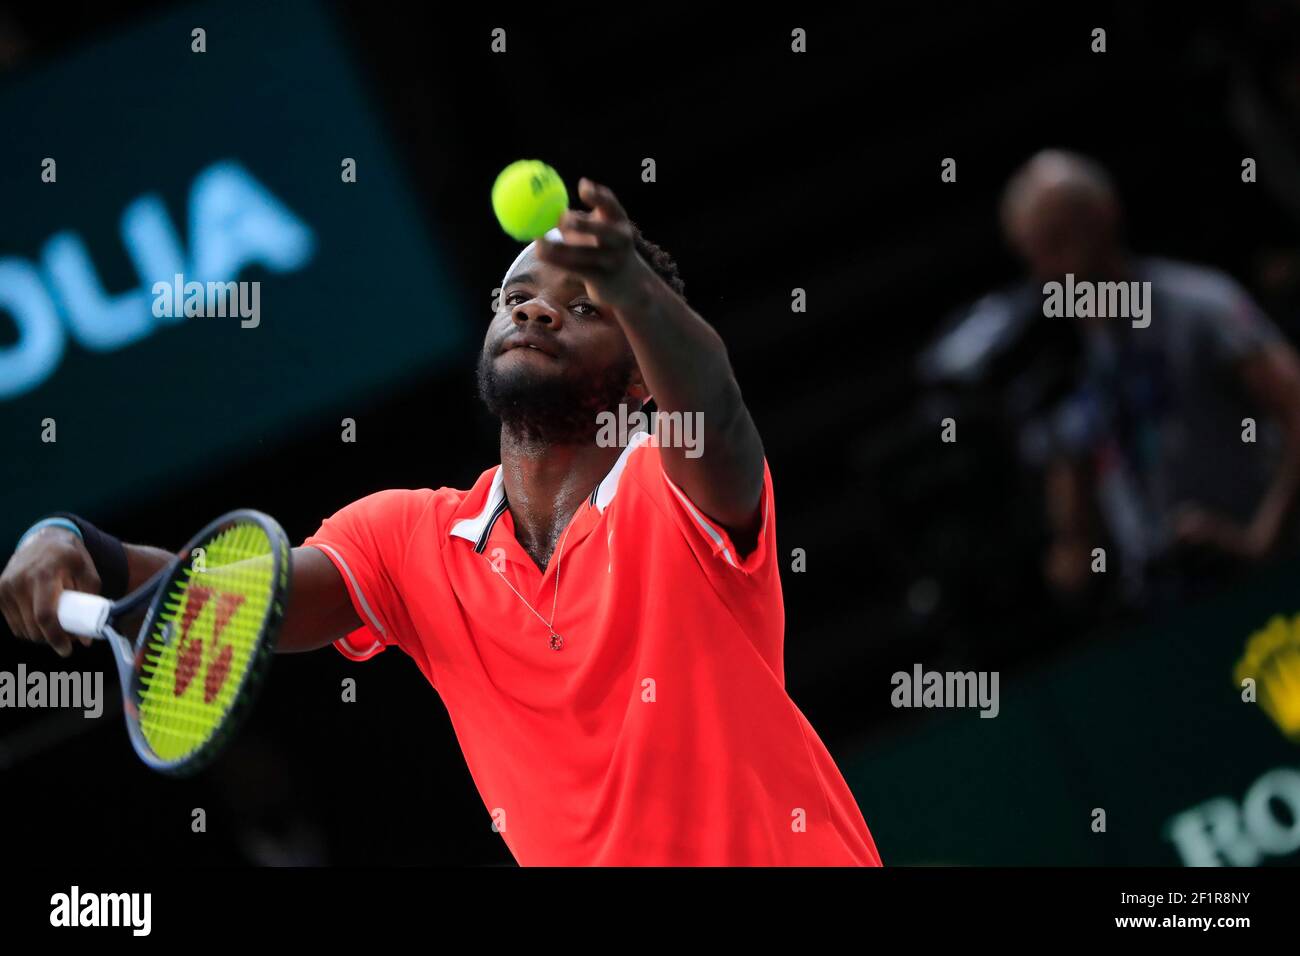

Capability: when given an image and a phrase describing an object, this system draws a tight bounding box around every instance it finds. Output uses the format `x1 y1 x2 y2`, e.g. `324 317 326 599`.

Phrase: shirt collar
448 430 652 546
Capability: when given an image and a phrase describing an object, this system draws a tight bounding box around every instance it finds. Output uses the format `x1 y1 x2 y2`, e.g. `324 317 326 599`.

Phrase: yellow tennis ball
492 160 568 241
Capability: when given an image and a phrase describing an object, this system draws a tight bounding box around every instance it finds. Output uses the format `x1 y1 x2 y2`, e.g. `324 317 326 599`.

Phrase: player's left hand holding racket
13 510 292 774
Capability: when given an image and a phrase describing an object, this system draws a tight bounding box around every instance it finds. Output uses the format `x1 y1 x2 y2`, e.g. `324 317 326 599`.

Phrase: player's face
477 247 645 442
485 247 633 379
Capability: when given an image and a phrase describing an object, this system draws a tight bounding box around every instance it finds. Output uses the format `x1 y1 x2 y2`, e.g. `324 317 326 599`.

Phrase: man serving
2 178 881 866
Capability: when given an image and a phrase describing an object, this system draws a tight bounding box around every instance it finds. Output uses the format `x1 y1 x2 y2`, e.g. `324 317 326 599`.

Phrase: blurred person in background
1002 150 1300 608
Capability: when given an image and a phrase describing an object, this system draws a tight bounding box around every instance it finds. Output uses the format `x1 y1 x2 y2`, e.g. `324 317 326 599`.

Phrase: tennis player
2 178 882 867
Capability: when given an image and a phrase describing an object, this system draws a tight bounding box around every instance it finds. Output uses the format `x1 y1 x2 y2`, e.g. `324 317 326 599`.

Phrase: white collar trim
448 430 652 543
449 464 507 544
595 430 652 511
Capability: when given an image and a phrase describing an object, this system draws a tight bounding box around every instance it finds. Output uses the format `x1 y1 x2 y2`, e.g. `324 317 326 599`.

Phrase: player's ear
626 364 649 405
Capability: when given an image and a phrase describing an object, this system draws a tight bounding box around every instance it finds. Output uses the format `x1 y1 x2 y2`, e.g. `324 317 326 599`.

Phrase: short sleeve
302 489 427 662
625 441 776 581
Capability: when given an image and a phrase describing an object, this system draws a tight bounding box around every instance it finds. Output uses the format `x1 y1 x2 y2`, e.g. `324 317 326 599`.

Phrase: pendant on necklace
549 631 564 651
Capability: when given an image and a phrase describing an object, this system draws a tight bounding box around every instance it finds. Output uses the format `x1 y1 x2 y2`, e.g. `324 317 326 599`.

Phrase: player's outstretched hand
535 178 656 316
0 529 99 656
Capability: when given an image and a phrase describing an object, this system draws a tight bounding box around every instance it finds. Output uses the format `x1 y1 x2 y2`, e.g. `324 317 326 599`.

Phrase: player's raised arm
0 519 359 656
535 178 766 549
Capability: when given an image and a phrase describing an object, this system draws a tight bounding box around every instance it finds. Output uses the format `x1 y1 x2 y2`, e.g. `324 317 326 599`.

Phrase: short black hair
630 223 686 302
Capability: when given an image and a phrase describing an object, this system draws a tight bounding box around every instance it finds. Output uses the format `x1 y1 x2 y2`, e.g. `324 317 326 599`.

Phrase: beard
476 347 637 445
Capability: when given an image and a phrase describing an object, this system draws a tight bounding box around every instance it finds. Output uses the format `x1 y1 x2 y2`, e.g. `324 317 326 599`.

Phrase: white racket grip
58 591 112 638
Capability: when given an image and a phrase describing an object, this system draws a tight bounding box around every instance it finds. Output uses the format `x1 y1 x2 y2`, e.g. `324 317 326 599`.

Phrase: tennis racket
56 509 291 775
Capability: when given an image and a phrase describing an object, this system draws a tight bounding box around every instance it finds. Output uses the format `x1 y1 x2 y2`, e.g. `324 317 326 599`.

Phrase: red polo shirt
304 433 881 866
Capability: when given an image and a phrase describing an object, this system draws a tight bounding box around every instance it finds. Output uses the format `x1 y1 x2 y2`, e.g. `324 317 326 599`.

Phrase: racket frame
111 509 291 775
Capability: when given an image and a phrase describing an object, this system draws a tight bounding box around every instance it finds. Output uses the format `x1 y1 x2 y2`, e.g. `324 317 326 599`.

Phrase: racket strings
136 521 276 761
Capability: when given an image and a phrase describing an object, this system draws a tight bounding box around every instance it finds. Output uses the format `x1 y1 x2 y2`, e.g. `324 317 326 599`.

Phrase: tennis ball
492 160 568 241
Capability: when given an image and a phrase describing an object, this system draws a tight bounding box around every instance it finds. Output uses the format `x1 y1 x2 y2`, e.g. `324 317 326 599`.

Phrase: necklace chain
482 498 583 651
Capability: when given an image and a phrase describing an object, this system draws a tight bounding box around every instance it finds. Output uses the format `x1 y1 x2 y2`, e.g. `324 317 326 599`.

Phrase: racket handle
58 591 111 638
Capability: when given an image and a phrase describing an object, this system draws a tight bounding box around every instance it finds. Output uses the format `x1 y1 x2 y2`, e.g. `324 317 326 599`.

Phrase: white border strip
308 544 388 649
663 478 740 569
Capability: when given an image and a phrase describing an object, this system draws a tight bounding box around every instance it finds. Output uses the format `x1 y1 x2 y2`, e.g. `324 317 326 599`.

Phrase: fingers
0 579 25 642
578 177 628 223
1 531 93 656
535 234 624 276
13 594 47 652
554 210 630 254
533 178 639 286
558 207 633 243
0 570 40 646
555 209 606 247
0 549 96 654
540 204 632 270
30 576 74 657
